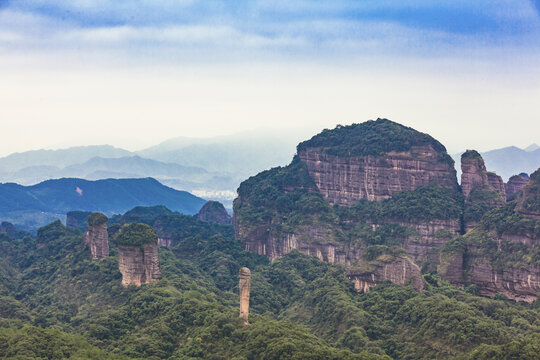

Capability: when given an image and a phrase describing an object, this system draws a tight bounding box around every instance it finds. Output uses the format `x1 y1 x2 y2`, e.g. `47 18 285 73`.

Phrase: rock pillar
239 267 251 325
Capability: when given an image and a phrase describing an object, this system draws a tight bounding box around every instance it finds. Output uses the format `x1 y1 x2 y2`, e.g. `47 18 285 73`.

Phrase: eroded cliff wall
298 145 457 205
118 243 162 287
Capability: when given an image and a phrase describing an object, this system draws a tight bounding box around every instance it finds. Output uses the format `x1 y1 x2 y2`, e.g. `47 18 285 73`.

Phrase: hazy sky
1 0 539 156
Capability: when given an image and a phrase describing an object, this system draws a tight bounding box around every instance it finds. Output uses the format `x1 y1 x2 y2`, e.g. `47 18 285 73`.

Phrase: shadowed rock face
239 267 251 325
84 215 109 259
299 145 457 205
118 243 162 287
197 201 232 224
348 256 425 292
487 172 506 200
505 174 529 201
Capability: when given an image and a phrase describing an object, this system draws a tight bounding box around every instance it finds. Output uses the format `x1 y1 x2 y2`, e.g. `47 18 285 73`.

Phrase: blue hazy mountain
0 145 132 173
0 177 206 230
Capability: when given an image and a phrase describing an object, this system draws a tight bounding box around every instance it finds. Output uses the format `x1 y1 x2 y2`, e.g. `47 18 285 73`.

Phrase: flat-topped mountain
234 119 539 302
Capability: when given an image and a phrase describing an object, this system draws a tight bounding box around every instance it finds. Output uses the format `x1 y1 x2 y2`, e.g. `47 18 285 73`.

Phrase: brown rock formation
461 150 506 201
505 174 529 201
487 172 506 201
116 223 162 287
299 145 457 205
461 150 489 199
118 243 162 287
239 267 251 325
197 201 232 224
466 258 539 302
84 213 109 259
348 256 425 292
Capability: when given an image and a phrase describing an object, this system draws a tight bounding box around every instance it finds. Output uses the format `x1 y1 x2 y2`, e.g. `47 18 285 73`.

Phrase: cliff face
348 256 425 292
461 151 506 201
505 174 529 201
115 223 162 287
118 243 162 287
299 145 457 205
197 201 232 224
84 222 109 259
466 257 539 302
461 151 489 199
235 120 461 292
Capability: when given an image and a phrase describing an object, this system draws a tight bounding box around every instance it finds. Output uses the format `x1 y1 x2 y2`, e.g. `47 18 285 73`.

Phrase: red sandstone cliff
505 174 529 201
84 213 109 259
298 145 457 205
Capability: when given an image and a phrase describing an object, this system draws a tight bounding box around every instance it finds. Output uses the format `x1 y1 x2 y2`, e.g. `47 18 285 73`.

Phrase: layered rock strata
461 150 505 201
348 256 425 292
84 213 109 259
505 174 529 201
115 223 162 287
239 267 251 325
118 243 162 286
298 145 457 205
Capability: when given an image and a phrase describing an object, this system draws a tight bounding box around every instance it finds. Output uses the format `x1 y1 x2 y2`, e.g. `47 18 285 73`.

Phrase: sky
0 0 539 156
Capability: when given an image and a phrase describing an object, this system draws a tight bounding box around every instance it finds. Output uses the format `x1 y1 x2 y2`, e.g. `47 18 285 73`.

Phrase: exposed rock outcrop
461 150 505 201
116 223 162 287
505 174 529 201
348 255 425 292
84 213 109 260
487 172 506 201
235 120 461 291
299 145 457 205
197 201 232 224
239 267 251 325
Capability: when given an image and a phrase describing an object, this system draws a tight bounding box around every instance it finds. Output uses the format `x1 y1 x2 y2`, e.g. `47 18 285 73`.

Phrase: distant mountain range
0 177 205 231
453 143 540 181
0 136 537 207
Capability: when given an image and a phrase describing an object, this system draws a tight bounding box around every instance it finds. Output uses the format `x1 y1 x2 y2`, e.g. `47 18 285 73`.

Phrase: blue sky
0 1 539 155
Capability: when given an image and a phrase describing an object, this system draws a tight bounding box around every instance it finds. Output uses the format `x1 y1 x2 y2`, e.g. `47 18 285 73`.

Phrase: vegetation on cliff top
518 168 540 215
114 223 158 246
1 219 538 359
461 149 483 160
296 119 454 165
87 212 108 227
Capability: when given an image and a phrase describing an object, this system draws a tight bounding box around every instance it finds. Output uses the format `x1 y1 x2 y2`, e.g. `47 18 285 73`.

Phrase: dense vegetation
88 212 108 227
296 119 454 165
114 223 158 246
518 168 540 215
1 219 538 359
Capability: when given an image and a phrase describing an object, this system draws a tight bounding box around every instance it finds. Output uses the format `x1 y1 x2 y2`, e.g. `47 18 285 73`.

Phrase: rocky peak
115 223 162 286
505 173 529 201
197 201 232 224
516 168 540 220
460 150 489 198
84 212 109 259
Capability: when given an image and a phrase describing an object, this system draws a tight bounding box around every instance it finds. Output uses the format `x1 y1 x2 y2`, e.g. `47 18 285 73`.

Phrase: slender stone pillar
239 267 251 325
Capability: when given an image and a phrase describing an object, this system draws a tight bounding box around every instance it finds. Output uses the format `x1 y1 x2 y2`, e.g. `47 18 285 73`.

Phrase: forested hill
0 178 206 230
0 214 539 359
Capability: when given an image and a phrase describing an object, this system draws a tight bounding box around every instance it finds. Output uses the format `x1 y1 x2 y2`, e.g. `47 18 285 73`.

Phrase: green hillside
1 218 538 359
